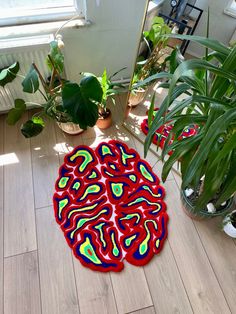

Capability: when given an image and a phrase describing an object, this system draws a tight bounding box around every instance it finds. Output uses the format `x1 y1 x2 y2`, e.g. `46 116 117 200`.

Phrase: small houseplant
83 68 126 129
223 210 236 238
129 16 171 107
143 33 236 219
7 40 103 137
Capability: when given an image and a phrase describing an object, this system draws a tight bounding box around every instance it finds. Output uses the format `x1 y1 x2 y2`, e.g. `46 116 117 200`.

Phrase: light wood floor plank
73 260 117 314
30 116 59 209
4 113 37 257
54 124 84 164
194 218 236 313
4 251 41 314
36 206 79 314
165 180 231 314
129 306 155 314
144 240 193 314
0 116 4 314
111 263 153 314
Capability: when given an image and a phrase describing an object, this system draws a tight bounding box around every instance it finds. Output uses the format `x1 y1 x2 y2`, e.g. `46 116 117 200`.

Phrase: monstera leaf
21 117 44 138
22 64 39 93
6 99 26 125
62 76 102 129
0 62 19 87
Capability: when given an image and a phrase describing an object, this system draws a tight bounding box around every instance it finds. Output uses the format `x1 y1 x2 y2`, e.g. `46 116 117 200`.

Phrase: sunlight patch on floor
0 152 19 166
53 142 73 155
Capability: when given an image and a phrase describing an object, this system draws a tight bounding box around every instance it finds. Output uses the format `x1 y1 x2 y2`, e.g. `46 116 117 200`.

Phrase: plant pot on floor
57 122 84 135
128 88 147 107
223 210 236 238
180 188 234 220
96 108 112 129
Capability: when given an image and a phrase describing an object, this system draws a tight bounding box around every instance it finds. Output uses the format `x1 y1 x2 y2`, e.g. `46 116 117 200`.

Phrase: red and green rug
141 108 198 154
53 140 168 272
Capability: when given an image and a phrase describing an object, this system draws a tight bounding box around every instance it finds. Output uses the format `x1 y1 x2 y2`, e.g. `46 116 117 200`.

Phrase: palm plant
143 34 236 215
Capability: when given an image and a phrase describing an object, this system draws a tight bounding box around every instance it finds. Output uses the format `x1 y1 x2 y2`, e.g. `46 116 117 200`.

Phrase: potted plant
129 16 171 108
223 210 236 238
143 33 236 219
85 67 126 129
6 40 103 137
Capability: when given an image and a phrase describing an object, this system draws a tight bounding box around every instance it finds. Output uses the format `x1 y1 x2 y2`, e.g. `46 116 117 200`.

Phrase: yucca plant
142 34 236 216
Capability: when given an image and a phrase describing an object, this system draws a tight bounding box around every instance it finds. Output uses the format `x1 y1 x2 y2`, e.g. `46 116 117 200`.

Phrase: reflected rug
141 108 198 155
53 140 168 272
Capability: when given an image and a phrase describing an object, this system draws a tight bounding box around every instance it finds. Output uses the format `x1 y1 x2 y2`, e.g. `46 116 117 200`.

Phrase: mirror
123 0 203 160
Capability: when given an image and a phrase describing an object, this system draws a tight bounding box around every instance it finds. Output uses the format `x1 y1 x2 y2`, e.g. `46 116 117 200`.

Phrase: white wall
162 0 236 57
63 0 148 81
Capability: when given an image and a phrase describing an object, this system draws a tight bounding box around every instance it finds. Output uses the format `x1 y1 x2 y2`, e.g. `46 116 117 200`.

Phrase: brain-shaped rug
53 140 168 272
141 108 198 155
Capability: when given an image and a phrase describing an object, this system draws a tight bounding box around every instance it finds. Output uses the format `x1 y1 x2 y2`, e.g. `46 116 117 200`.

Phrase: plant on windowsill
128 16 171 108
6 40 103 137
143 33 236 219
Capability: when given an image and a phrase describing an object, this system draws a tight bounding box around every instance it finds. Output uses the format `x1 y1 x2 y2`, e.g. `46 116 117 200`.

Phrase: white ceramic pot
57 122 84 135
223 210 236 238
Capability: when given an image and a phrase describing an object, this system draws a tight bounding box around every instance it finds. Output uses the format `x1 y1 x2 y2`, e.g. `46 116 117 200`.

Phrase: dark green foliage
0 62 19 87
143 34 236 209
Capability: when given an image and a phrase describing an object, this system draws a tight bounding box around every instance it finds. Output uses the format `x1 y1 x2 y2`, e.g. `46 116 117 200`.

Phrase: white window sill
0 18 91 41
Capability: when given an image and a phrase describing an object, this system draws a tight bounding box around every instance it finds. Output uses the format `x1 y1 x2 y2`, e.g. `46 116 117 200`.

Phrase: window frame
0 0 87 27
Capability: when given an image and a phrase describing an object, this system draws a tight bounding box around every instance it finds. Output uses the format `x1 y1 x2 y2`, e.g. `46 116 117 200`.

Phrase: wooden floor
1 97 236 314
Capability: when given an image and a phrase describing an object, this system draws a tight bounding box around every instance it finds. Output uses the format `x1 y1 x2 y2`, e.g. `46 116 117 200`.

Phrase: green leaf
168 59 236 105
182 108 236 188
0 62 19 87
22 64 39 93
6 99 26 125
132 72 172 89
162 134 202 182
144 83 191 156
21 119 44 138
164 34 230 56
46 40 64 74
62 76 102 128
32 116 45 127
148 93 155 128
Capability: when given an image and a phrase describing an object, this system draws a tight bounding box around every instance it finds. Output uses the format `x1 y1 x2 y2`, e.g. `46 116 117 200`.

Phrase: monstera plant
7 40 103 138
142 34 236 219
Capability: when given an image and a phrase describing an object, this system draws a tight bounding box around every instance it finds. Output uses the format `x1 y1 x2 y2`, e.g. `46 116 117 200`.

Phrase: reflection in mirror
123 0 203 164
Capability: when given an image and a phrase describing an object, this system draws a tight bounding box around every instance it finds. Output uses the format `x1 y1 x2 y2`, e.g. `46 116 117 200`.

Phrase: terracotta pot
128 89 146 107
57 122 84 135
96 109 112 129
180 188 234 220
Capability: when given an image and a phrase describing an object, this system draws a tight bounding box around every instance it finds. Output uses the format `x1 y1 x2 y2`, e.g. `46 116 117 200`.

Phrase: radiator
0 34 55 112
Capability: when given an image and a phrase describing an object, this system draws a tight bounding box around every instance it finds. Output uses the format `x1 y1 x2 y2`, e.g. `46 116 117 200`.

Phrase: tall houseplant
7 40 103 137
143 34 236 218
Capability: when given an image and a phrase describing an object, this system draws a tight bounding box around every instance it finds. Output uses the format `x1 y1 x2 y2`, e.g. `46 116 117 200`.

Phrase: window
224 0 236 18
0 0 86 27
